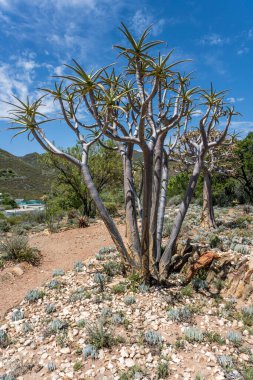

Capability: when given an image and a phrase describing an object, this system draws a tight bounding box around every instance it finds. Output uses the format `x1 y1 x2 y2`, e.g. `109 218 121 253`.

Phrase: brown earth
0 221 124 321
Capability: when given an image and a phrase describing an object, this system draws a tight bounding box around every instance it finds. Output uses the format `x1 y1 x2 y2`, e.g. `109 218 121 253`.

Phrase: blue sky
0 0 253 155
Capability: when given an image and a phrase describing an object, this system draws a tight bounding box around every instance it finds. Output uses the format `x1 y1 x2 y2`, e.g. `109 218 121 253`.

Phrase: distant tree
235 132 253 204
6 24 237 281
41 143 123 217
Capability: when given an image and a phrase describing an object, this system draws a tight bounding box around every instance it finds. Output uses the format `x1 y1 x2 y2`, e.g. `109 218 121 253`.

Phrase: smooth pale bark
200 170 217 228
123 144 141 266
159 156 204 278
156 151 169 265
141 147 153 281
81 163 131 265
150 135 165 268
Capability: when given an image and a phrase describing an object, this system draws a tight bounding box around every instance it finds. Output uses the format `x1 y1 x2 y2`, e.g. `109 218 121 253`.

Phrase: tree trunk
200 170 216 228
159 157 204 278
141 147 153 282
81 163 131 265
150 135 165 270
123 144 141 267
156 151 169 265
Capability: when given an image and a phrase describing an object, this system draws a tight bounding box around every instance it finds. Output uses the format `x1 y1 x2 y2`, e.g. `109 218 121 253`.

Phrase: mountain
0 149 53 199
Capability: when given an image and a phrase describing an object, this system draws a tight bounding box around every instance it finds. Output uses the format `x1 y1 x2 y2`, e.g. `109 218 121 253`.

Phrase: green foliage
45 304 56 314
102 261 122 277
22 322 33 333
184 327 204 342
69 288 91 302
111 283 126 294
83 344 98 359
209 234 222 249
240 307 253 326
11 309 24 321
0 329 9 348
144 330 163 345
41 143 123 218
46 279 61 289
52 268 65 277
104 202 119 216
0 220 10 232
243 366 253 380
85 320 115 349
73 361 83 371
0 236 40 265
25 289 44 302
124 296 136 305
0 192 17 208
180 284 193 297
217 355 233 369
157 359 169 379
226 331 242 345
205 331 225 345
94 272 106 292
168 172 189 200
74 261 84 272
236 132 253 204
47 362 57 372
167 307 191 322
76 319 86 328
119 365 144 380
47 319 68 335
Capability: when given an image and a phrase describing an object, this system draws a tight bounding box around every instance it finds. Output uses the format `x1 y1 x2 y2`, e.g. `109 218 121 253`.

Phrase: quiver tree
170 131 236 230
200 139 236 228
4 24 237 282
159 93 238 274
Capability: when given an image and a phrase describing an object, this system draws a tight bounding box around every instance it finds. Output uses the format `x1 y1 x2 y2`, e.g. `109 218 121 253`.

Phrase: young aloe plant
11 309 24 322
83 344 98 359
47 361 57 372
184 327 204 342
0 329 9 348
144 331 163 345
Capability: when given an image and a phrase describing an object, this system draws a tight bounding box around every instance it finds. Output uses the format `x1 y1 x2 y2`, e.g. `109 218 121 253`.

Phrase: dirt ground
0 221 124 321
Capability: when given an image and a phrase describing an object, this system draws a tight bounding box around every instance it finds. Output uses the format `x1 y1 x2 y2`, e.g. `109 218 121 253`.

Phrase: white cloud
248 28 253 39
192 109 203 117
229 121 253 135
0 63 29 115
0 0 10 8
227 97 244 103
200 33 230 46
131 9 165 36
237 47 249 55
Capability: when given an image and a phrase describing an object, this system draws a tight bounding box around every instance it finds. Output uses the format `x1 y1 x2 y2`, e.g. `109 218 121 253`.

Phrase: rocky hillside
0 149 53 199
0 243 253 379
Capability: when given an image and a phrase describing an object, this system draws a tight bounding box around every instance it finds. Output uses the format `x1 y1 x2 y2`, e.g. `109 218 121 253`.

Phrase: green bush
0 220 10 232
0 236 40 265
86 320 115 349
104 202 119 216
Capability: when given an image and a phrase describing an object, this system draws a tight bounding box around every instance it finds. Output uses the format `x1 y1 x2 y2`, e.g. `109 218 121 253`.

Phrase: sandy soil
0 221 124 321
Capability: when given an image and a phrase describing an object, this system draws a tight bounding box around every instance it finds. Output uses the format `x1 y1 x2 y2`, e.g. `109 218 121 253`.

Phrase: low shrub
25 289 44 303
52 268 65 277
0 236 40 265
184 327 204 342
144 330 163 346
0 329 9 348
86 320 115 349
11 309 24 321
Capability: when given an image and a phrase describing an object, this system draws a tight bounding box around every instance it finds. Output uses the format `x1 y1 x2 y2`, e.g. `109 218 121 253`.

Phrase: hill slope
0 149 53 198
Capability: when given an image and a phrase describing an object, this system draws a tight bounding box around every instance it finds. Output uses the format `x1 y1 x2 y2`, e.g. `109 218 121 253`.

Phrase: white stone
60 347 71 354
125 358 135 367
